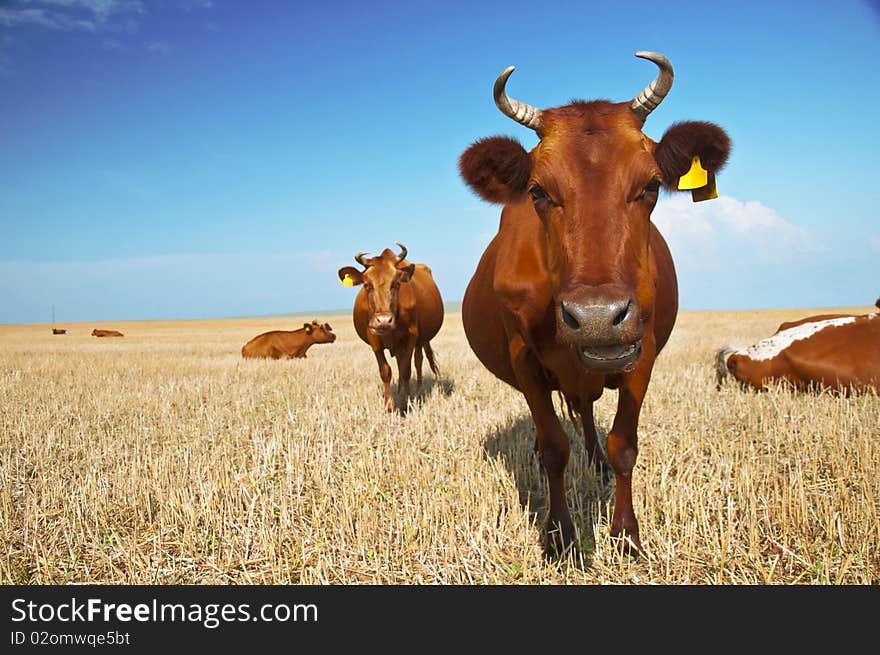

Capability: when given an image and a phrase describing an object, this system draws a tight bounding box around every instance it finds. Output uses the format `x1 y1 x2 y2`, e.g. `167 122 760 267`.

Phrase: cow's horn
394 242 408 263
493 66 542 132
630 51 674 120
354 251 370 267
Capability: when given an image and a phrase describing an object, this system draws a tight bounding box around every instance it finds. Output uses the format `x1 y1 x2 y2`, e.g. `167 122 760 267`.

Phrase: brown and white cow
241 321 337 359
92 329 123 337
716 306 880 394
338 243 444 412
458 52 731 554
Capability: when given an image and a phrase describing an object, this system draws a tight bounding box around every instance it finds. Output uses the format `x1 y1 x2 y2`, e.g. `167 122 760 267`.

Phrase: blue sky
1 0 878 324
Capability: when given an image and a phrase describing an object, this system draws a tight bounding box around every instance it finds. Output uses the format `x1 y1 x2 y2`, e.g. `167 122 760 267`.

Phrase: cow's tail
714 346 736 390
423 341 440 377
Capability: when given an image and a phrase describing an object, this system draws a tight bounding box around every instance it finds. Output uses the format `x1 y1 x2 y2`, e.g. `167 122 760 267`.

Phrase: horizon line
4 301 880 328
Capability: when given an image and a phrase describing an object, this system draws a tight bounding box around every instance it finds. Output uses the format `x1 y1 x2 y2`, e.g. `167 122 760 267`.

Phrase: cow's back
241 333 272 358
776 314 852 334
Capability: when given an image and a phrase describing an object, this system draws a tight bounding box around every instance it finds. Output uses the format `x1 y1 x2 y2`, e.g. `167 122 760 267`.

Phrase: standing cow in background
241 321 336 359
716 306 880 394
338 243 444 412
459 52 731 554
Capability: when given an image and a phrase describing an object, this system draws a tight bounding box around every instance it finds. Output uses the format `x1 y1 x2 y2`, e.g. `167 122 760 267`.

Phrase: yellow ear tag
341 273 354 287
691 171 718 202
678 155 708 190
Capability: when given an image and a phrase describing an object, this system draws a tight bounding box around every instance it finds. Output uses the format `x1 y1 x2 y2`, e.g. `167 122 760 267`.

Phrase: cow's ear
654 121 731 192
304 323 313 333
338 267 363 287
459 136 531 204
398 263 415 282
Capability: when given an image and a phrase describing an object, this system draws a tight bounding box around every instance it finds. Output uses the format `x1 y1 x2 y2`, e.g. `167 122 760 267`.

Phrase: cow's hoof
543 519 577 558
610 530 642 559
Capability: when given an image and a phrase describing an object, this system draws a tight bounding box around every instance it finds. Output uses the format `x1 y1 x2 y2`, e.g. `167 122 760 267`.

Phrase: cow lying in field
716 305 880 394
52 328 67 335
92 329 123 337
241 321 336 359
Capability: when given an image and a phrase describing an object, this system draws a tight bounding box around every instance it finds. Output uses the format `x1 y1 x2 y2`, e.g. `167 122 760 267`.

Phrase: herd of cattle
47 51 878 556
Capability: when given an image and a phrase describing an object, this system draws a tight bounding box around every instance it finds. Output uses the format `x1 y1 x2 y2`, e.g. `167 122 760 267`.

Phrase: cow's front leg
606 366 652 555
373 348 394 412
510 341 575 554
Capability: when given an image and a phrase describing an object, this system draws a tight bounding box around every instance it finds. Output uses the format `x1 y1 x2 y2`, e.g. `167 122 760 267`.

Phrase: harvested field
1 306 878 584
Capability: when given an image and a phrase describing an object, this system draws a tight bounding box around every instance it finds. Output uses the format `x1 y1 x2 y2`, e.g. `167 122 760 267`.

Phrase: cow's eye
641 178 661 199
364 283 373 291
529 184 550 203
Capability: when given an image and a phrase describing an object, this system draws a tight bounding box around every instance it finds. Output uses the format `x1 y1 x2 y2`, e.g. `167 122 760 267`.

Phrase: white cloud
0 7 96 31
2 0 214 66
34 0 144 21
651 194 819 271
0 1 144 31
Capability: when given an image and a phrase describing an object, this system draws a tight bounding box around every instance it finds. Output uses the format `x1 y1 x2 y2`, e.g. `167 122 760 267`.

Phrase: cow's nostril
612 300 632 327
561 302 580 330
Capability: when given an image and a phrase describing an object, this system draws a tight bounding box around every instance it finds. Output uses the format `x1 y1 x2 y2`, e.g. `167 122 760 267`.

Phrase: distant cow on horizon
716 304 880 394
52 328 67 335
241 321 336 359
92 329 124 337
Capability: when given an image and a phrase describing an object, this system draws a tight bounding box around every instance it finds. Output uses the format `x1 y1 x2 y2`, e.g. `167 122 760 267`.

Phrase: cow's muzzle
556 285 645 372
368 312 396 334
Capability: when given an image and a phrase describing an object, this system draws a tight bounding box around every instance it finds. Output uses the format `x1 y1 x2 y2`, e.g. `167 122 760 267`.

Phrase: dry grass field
1 306 878 584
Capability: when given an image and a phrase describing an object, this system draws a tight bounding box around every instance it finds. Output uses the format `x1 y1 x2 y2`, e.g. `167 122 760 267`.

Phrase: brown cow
716 310 880 394
52 328 67 335
337 243 444 412
458 52 731 554
241 321 336 359
92 329 123 337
